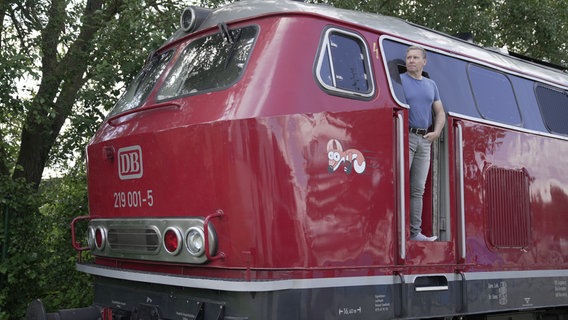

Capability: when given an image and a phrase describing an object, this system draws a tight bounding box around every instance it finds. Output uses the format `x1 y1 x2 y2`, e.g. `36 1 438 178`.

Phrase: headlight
186 227 205 257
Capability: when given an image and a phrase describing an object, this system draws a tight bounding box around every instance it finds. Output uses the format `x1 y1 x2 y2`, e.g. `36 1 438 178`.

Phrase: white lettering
114 190 154 208
118 146 143 180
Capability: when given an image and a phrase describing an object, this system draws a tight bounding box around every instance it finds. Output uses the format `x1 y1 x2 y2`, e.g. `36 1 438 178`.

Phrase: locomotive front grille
107 227 161 253
87 218 219 264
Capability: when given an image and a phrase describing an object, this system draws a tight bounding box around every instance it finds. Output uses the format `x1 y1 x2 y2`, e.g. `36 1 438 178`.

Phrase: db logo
118 146 143 180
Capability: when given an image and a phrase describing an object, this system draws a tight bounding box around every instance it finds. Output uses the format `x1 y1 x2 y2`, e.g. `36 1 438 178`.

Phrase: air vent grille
485 167 531 248
107 227 160 253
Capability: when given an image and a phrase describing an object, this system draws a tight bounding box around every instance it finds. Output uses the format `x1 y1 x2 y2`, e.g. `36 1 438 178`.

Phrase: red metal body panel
459 119 568 269
88 17 403 275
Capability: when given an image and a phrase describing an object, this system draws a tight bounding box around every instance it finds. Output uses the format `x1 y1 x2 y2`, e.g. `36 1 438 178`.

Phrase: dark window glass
109 50 173 117
536 86 568 134
509 76 549 132
319 49 333 87
468 65 521 125
382 39 478 118
316 29 373 97
157 26 257 100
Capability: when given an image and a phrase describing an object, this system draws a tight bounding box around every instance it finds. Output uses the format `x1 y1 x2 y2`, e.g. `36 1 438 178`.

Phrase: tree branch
13 0 129 188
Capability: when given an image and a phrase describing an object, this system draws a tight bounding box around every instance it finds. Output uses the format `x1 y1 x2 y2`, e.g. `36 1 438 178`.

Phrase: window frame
108 49 174 117
535 84 568 135
156 24 259 102
314 27 375 99
467 64 523 126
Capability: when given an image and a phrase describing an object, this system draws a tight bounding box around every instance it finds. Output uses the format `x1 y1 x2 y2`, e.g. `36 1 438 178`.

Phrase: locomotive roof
179 0 568 88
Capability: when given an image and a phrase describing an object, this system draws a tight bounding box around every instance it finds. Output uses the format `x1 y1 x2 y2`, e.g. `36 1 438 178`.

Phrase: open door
393 110 468 318
383 38 467 317
395 109 456 266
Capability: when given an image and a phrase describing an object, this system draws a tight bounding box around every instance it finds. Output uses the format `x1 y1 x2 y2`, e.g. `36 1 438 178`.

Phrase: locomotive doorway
394 111 467 320
425 116 451 242
382 38 463 266
395 110 460 267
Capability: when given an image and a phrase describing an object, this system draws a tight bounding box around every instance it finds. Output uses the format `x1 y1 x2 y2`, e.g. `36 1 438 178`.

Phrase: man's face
406 49 426 73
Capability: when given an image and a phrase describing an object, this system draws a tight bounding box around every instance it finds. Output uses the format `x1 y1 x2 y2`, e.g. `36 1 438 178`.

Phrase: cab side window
316 28 374 98
468 65 522 125
536 85 568 135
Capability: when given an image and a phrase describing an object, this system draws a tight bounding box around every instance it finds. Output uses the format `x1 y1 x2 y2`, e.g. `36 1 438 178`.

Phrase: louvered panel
485 167 531 248
107 227 161 253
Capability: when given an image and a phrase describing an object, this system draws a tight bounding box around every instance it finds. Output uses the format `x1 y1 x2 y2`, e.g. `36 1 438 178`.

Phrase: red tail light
163 227 182 255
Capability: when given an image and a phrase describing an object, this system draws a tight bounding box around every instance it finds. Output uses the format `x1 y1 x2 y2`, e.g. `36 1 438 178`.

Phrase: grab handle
204 209 226 261
414 275 448 292
71 215 92 252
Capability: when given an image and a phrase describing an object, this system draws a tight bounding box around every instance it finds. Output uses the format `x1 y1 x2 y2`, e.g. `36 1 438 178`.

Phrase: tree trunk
11 0 117 189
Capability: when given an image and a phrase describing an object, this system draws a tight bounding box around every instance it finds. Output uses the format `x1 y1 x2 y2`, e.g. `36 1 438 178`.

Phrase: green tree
496 0 567 66
0 0 187 318
1 0 187 189
320 0 567 67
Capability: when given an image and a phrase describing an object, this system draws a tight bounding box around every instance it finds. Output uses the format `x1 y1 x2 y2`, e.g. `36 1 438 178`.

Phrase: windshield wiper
218 22 234 43
218 23 242 70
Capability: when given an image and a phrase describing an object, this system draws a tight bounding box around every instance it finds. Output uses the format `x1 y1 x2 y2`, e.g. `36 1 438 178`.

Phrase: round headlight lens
186 227 205 257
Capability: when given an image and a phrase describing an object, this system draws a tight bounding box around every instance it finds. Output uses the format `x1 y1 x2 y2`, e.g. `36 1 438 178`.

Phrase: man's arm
425 100 445 142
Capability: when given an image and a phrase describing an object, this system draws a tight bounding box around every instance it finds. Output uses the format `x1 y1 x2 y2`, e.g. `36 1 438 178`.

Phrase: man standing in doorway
401 45 446 241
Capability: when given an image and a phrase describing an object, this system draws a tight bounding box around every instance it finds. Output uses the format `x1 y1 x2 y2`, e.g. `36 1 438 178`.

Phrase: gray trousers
409 132 432 237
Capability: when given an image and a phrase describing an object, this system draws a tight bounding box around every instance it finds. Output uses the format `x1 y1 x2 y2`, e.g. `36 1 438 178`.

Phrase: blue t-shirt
400 73 440 129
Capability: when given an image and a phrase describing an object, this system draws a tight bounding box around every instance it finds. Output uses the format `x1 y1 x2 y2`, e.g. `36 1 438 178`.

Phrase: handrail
394 272 405 318
71 215 92 252
455 121 466 261
204 209 226 261
456 270 468 313
395 113 406 262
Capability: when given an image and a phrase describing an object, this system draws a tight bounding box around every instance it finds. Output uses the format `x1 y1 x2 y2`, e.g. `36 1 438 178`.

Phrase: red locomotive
28 0 568 319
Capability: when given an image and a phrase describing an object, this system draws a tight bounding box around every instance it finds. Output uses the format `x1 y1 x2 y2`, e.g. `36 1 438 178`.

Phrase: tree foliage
0 0 566 318
322 0 567 66
1 0 189 188
0 0 188 318
0 172 92 319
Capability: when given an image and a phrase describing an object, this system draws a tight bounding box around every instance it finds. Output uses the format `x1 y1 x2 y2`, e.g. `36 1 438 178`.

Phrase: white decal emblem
118 146 143 180
326 139 366 174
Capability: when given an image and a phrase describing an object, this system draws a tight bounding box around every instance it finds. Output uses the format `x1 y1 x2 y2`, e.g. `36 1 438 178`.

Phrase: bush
0 172 93 319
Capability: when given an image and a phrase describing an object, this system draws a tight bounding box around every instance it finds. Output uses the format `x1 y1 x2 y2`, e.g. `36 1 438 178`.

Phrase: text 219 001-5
114 190 154 208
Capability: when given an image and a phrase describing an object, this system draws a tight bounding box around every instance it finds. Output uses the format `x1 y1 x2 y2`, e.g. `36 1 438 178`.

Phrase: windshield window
109 50 173 117
157 25 257 100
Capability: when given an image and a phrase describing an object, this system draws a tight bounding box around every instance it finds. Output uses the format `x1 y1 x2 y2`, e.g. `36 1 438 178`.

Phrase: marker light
94 227 106 250
163 227 182 255
186 227 205 257
86 226 96 250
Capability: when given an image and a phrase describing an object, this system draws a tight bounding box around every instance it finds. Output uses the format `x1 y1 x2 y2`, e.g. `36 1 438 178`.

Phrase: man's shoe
411 233 437 241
